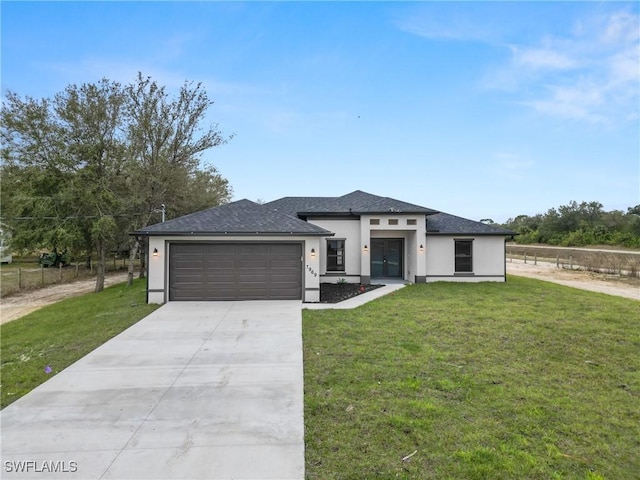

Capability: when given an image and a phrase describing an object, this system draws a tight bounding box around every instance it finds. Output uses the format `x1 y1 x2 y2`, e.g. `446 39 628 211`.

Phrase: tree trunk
95 240 107 292
127 237 140 287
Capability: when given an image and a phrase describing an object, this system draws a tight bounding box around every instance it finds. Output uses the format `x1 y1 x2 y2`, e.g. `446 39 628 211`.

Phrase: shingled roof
133 192 513 237
426 212 516 236
266 190 438 216
133 199 332 236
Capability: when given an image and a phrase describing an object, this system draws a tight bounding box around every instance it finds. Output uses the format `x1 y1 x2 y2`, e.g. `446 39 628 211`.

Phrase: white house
133 190 515 303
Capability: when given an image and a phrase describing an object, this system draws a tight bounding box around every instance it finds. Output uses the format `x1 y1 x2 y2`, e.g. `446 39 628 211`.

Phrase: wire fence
506 245 640 278
0 256 138 298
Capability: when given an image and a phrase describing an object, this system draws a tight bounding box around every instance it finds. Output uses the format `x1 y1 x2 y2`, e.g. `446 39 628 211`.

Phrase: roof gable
133 199 331 236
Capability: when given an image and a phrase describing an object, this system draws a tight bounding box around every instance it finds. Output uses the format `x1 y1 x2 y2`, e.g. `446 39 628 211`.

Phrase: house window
407 219 417 226
454 240 473 273
370 219 380 225
327 240 345 272
388 219 398 225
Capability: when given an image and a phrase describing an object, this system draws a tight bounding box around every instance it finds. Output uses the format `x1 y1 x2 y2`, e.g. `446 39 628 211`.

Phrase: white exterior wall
308 219 361 283
362 214 426 283
425 235 506 282
309 215 426 283
146 235 321 304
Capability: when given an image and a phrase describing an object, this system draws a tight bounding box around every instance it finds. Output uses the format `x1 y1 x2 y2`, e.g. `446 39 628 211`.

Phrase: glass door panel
370 239 403 278
371 240 385 277
386 240 402 277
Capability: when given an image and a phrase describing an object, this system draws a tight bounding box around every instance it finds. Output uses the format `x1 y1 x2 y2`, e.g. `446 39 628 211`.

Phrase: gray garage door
169 243 302 301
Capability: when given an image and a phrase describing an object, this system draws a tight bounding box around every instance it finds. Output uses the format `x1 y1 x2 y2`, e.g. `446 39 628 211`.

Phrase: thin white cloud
492 9 639 124
35 58 189 90
491 153 535 181
511 46 577 70
33 57 269 103
393 4 501 43
398 4 639 124
598 10 639 44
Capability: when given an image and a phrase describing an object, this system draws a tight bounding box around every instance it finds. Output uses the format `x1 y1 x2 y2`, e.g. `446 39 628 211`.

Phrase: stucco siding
425 235 506 282
308 219 361 277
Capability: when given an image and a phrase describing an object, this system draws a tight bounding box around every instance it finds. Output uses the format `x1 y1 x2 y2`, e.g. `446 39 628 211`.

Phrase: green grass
303 276 640 480
1 279 158 408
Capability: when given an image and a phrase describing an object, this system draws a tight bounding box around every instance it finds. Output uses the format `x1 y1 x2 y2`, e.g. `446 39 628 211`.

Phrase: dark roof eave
300 210 436 216
131 230 334 237
425 232 517 236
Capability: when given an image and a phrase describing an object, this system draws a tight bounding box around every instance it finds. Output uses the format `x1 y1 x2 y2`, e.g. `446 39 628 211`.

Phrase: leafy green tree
55 79 128 291
122 74 232 285
0 93 78 254
503 201 640 248
1 74 233 291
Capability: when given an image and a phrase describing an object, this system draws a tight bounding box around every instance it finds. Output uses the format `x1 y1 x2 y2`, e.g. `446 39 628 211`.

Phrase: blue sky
2 1 639 222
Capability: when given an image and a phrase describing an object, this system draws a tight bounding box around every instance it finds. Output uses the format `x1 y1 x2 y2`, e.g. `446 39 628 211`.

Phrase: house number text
306 265 317 277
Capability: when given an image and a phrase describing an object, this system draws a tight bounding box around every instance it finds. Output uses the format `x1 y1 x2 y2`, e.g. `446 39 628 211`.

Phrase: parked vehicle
39 249 70 268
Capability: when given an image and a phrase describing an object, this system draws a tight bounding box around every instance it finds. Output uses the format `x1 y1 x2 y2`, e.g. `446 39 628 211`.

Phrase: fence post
41 264 44 284
75 262 79 278
570 255 573 270
18 267 22 289
534 253 537 265
556 255 559 268
524 253 527 264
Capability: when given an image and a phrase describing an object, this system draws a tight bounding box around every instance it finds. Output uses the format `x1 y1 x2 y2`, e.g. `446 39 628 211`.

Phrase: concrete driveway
1 301 304 479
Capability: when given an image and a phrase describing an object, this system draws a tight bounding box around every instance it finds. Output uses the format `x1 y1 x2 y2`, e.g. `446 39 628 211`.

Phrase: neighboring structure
0 227 12 264
133 190 515 303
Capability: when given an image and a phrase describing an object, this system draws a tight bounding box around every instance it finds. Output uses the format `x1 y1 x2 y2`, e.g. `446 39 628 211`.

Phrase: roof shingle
426 212 516 236
266 190 438 215
133 199 332 236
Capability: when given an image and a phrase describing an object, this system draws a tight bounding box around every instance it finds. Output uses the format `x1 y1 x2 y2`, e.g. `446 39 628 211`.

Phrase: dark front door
371 239 403 278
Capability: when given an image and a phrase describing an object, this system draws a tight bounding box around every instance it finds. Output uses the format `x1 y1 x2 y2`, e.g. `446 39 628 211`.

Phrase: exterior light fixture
363 244 368 252
419 244 424 252
310 248 316 257
153 248 158 257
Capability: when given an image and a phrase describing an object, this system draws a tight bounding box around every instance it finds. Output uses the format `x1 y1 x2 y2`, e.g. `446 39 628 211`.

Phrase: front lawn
303 276 640 479
1 279 158 408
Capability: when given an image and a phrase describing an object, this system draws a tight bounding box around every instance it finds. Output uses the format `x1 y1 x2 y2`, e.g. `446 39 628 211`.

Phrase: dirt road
507 259 639 301
0 272 131 325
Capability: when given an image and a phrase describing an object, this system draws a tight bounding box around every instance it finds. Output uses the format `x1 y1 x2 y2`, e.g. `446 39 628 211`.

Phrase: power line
1 213 154 220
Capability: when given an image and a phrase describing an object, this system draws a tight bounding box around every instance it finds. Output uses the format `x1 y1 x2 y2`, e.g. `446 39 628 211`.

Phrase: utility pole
154 204 166 222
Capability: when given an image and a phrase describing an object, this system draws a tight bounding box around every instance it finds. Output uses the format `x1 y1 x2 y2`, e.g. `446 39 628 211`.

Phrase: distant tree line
502 201 640 248
1 73 233 291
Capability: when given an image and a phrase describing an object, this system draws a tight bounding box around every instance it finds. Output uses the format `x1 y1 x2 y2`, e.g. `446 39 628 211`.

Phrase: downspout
504 237 508 282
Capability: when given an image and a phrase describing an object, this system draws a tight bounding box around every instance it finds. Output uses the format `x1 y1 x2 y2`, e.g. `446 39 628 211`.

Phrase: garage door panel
238 260 269 269
173 275 204 284
205 260 236 270
238 273 271 285
172 244 204 254
169 243 302 301
173 259 205 269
